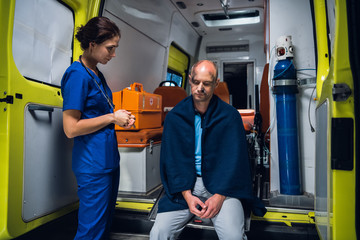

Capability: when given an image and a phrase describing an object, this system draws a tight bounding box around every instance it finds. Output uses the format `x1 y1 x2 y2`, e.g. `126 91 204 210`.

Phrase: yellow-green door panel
0 0 102 239
314 0 356 239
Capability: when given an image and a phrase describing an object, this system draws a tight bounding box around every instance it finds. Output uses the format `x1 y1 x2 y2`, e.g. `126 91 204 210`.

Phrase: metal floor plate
14 207 319 240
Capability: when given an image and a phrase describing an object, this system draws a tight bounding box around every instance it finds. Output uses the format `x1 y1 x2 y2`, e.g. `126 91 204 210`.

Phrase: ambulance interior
105 0 316 206
3 0 323 239
101 0 317 236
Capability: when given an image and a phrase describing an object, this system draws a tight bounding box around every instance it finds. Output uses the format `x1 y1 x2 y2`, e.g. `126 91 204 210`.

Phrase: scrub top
61 61 120 174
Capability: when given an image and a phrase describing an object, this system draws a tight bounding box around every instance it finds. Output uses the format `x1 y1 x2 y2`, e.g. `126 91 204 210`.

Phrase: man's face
189 64 218 103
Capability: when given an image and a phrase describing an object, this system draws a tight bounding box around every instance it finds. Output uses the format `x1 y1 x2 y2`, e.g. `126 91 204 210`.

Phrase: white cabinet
118 143 161 193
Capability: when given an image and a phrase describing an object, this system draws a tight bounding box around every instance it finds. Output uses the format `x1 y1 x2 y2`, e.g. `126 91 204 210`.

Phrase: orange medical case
113 83 162 130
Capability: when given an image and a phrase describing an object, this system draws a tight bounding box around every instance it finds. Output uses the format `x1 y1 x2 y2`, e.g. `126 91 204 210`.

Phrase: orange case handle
130 82 144 92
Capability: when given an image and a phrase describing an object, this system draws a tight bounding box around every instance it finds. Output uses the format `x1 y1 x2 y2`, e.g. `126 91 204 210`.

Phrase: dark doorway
223 62 249 109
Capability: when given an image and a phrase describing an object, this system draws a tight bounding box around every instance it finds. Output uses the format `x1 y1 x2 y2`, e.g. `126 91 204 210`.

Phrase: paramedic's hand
201 194 226 219
124 114 136 129
113 110 134 128
182 190 207 217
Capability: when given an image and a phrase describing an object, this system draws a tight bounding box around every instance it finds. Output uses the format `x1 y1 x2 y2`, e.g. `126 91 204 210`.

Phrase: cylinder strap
272 79 298 87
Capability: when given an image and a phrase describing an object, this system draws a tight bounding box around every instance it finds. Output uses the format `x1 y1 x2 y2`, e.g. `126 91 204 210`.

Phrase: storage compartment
113 83 162 130
118 142 161 193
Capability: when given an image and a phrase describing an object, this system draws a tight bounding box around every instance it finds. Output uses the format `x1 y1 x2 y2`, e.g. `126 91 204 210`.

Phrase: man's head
189 60 219 104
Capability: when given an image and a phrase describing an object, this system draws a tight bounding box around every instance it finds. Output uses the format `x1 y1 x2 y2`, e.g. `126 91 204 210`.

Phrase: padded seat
214 82 230 104
238 109 255 132
260 63 270 134
153 85 187 124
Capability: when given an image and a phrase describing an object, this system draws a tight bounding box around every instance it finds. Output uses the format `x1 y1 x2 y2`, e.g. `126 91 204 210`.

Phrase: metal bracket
272 79 298 87
332 83 352 101
298 77 316 86
0 95 14 104
149 140 154 154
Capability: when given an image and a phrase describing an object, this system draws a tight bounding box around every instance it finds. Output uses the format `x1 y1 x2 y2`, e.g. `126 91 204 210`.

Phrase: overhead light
202 10 260 27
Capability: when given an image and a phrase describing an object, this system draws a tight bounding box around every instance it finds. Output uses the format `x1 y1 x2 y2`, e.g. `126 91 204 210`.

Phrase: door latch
332 83 352 101
0 95 14 104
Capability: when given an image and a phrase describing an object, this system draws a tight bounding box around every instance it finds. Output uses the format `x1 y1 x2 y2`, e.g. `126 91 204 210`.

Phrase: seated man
150 60 266 240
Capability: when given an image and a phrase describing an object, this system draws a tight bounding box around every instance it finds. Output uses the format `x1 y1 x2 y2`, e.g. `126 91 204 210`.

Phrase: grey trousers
150 177 247 240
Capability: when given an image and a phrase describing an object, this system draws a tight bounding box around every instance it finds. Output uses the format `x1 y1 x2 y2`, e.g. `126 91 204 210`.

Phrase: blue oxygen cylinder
273 58 302 195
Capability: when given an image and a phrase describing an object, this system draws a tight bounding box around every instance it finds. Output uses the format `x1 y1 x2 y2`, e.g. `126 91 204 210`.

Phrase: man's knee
215 227 246 240
226 229 246 240
150 220 172 240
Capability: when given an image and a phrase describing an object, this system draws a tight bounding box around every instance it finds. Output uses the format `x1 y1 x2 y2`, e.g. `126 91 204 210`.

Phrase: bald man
150 60 266 240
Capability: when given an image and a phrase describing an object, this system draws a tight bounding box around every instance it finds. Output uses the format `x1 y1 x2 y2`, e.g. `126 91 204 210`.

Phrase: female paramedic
61 17 135 239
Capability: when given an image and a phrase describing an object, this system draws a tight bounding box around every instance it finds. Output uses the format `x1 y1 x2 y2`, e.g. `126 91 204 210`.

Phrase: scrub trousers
74 167 120 240
150 177 247 240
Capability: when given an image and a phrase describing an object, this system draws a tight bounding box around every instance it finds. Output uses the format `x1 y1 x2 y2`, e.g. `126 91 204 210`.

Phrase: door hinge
332 83 352 101
0 95 14 104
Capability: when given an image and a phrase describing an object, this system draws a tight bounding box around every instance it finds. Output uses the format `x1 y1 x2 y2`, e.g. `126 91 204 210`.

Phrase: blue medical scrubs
61 61 120 240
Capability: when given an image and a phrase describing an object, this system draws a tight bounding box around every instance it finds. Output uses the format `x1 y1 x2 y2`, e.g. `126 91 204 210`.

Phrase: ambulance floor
15 209 319 240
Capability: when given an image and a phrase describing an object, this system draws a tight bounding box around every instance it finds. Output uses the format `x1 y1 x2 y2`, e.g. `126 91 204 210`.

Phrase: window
12 0 74 87
167 44 189 88
166 69 183 86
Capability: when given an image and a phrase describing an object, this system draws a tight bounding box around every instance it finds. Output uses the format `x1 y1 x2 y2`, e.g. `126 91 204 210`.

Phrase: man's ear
215 78 220 88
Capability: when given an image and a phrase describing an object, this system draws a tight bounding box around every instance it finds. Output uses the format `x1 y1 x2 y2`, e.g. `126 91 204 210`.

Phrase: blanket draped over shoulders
158 95 266 217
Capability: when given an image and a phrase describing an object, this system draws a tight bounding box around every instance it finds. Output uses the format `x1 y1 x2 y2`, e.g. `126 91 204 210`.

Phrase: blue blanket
158 95 266 216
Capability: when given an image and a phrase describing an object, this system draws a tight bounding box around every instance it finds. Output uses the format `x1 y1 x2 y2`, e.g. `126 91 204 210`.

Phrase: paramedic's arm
63 109 134 138
182 190 207 217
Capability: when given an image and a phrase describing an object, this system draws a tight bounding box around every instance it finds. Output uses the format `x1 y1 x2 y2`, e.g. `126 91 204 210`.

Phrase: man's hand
201 194 226 219
182 190 207 217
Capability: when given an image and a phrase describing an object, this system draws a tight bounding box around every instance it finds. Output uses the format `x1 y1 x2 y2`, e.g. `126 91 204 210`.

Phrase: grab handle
28 104 54 112
130 82 144 92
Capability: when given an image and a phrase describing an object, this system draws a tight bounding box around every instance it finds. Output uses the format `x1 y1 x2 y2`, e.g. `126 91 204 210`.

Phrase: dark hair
75 17 120 50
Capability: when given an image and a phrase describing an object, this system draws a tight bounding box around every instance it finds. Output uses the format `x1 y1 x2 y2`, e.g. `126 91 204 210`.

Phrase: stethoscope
79 55 115 111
